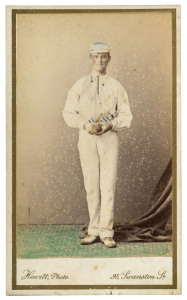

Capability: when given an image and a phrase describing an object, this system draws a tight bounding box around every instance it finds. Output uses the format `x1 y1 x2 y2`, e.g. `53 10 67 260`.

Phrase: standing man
63 42 132 248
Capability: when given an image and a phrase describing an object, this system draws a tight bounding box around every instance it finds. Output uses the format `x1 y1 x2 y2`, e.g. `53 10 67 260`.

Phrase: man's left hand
94 123 113 135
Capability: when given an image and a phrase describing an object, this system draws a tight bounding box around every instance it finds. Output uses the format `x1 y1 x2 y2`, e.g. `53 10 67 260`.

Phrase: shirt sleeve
62 85 86 130
111 84 133 131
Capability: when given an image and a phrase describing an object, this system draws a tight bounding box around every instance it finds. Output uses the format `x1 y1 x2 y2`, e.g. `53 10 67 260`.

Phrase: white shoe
102 237 116 248
81 234 98 245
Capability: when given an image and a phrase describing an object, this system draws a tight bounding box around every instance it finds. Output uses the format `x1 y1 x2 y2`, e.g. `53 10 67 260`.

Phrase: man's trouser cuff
88 229 100 237
99 231 114 240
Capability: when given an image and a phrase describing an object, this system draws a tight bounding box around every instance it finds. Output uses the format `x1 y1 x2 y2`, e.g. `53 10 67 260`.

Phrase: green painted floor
17 225 172 259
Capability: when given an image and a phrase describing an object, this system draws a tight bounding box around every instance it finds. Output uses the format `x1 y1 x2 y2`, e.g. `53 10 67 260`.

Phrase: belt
88 113 114 124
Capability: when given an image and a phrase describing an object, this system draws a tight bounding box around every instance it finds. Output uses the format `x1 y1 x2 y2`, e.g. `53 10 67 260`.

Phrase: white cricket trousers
78 130 119 240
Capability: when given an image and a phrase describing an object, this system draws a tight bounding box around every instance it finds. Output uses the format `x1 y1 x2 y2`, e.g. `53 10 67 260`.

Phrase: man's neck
92 70 106 76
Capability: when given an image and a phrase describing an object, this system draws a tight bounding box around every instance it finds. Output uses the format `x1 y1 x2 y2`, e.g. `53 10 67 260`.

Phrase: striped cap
90 42 110 54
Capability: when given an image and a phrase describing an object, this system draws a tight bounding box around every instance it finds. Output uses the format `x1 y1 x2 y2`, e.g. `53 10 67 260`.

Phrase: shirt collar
91 71 108 83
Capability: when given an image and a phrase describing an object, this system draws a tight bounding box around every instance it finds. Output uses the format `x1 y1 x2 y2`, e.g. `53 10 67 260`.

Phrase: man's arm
63 85 99 134
110 85 133 131
62 86 85 130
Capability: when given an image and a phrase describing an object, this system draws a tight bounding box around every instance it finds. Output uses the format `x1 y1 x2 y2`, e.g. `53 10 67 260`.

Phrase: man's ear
108 55 111 63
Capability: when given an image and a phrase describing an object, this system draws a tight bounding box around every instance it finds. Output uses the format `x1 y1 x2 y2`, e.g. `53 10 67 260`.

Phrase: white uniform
63 72 132 239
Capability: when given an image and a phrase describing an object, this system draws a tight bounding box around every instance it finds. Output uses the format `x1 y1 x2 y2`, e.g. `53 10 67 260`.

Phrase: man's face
90 53 111 73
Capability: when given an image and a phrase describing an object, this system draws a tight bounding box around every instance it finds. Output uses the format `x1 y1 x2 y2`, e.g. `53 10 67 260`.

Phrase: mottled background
16 12 172 225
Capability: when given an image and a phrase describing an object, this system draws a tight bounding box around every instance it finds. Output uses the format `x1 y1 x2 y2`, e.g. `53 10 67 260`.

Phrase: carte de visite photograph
6 6 181 295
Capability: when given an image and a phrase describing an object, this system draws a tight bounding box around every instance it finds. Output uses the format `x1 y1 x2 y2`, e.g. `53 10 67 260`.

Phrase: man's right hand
84 122 97 135
84 122 103 135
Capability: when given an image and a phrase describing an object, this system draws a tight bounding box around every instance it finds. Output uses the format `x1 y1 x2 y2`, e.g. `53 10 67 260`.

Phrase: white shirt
63 72 133 131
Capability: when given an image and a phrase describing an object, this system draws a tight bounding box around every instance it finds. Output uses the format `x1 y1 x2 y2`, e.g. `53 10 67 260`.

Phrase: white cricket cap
90 42 110 54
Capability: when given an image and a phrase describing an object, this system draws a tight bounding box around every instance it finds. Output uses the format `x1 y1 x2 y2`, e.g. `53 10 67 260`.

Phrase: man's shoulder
107 75 125 89
72 75 90 88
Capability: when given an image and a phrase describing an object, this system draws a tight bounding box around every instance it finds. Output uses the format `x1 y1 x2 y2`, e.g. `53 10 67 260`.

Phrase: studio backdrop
16 11 172 225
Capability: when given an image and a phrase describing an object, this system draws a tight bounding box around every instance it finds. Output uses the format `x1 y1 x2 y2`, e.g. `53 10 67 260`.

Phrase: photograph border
8 6 180 292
